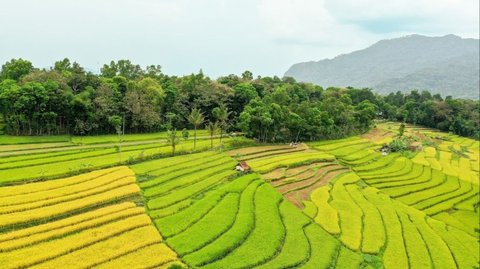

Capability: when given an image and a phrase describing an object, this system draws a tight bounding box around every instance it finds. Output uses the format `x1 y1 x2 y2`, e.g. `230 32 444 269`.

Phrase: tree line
0 58 478 141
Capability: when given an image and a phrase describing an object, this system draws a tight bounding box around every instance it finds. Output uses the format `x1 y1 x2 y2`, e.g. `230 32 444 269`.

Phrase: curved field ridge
0 167 141 229
131 151 361 268
302 171 478 269
302 125 479 269
0 167 183 268
237 145 335 174
312 126 479 238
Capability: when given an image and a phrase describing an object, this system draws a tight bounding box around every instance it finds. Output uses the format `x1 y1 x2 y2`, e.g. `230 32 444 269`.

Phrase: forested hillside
0 58 478 140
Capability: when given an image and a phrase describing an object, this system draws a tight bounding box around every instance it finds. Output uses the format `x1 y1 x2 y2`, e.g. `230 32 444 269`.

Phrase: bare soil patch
262 168 286 181
239 147 306 161
284 192 302 208
260 161 330 182
284 163 317 177
273 168 317 188
297 169 349 202
361 127 394 142
276 168 349 209
228 145 291 157
277 165 342 193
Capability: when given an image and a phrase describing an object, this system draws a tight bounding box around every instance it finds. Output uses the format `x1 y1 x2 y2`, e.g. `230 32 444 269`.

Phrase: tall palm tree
187 108 204 151
207 121 218 150
213 105 230 149
166 128 179 156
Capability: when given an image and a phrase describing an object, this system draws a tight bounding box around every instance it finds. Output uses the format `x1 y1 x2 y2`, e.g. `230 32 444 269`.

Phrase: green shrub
388 138 407 152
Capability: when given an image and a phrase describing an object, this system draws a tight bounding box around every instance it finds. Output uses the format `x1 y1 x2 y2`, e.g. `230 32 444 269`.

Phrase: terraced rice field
0 132 243 269
232 144 335 174
298 124 478 269
0 136 247 186
261 161 348 208
0 123 478 268
131 151 361 269
0 167 183 268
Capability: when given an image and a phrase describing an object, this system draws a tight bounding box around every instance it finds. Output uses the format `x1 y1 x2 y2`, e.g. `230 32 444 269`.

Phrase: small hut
380 144 389 156
236 161 251 172
409 141 423 151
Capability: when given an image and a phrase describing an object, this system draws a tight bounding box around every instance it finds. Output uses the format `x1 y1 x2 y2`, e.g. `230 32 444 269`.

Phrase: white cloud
257 0 478 43
257 0 373 45
324 0 477 19
256 0 384 65
324 0 479 37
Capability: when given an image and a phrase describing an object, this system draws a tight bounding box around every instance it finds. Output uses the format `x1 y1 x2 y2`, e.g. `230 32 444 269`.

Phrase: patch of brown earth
278 168 349 209
263 162 330 182
410 131 437 145
239 147 306 161
228 145 291 157
277 165 342 194
284 164 316 177
272 163 338 187
261 168 287 181
272 168 317 187
361 127 395 143
284 192 302 208
287 162 337 177
297 169 349 202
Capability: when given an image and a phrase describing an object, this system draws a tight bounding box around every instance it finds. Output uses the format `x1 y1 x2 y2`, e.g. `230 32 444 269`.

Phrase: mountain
285 34 479 99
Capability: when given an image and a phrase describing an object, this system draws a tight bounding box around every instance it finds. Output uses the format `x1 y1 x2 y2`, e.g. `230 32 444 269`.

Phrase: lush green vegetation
251 124 479 269
130 151 363 268
0 121 478 268
0 123 255 185
2 58 477 144
0 58 383 142
379 90 480 138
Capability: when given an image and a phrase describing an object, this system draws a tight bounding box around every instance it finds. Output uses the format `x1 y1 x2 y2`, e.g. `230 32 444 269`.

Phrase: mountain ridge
285 34 479 99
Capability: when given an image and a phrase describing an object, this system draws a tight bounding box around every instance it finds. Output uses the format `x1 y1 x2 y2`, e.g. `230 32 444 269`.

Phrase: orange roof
239 161 250 169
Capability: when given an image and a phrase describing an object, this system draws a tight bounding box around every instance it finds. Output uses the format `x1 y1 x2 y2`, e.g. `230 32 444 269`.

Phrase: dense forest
0 58 478 141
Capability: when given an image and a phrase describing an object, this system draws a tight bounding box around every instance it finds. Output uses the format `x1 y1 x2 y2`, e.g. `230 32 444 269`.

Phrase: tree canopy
0 58 478 140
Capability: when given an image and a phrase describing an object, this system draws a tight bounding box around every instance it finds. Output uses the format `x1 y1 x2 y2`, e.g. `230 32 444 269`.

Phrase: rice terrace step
0 122 479 268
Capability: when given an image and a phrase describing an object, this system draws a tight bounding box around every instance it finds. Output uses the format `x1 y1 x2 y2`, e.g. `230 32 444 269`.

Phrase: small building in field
410 141 423 151
236 161 251 172
380 144 389 155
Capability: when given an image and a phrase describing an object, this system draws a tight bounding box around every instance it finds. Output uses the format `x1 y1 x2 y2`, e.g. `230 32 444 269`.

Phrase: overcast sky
0 0 478 78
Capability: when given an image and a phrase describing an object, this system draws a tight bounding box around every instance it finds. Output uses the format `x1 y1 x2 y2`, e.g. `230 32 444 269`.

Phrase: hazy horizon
1 0 478 78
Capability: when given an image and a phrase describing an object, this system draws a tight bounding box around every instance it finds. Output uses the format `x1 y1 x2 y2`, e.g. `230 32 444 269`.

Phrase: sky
0 0 478 78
